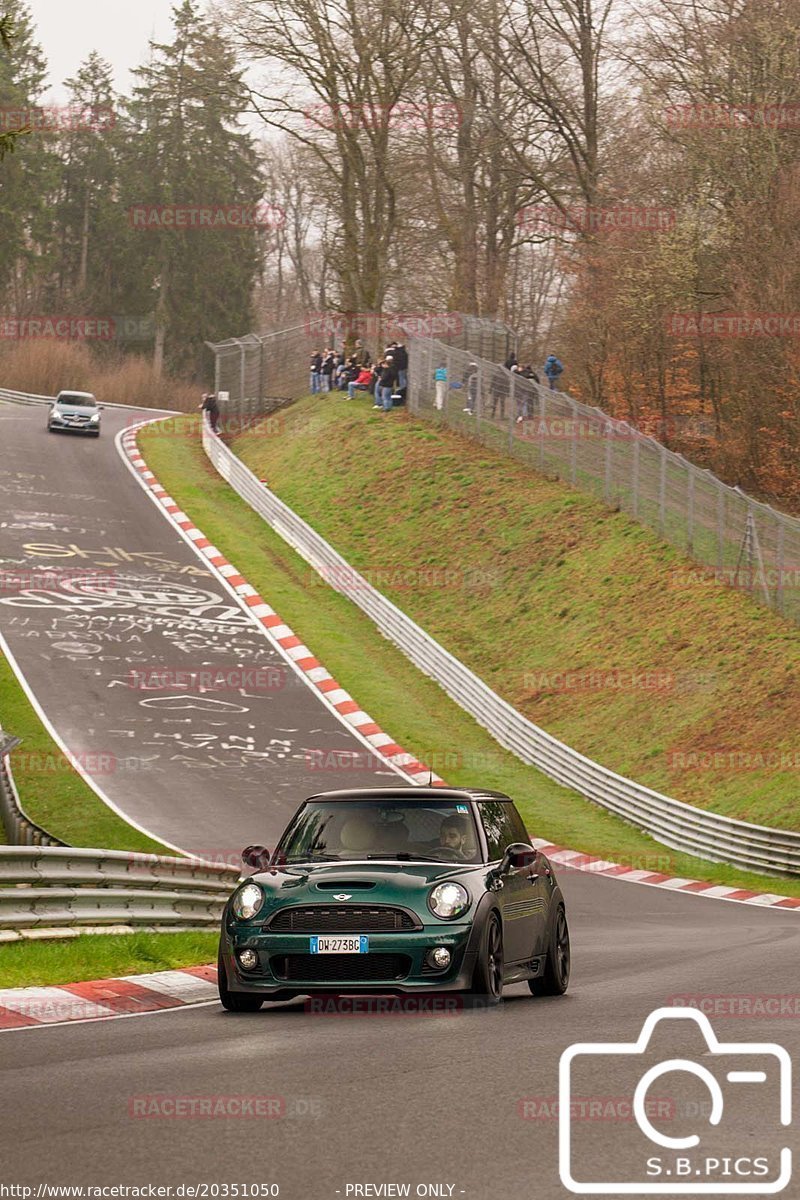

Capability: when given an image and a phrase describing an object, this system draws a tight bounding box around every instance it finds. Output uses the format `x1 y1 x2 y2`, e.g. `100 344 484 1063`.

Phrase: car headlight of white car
89 413 100 423
232 882 264 920
428 882 470 919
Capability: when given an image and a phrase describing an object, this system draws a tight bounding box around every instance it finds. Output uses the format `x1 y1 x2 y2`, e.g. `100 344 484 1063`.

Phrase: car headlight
232 882 264 920
428 882 469 919
89 413 100 422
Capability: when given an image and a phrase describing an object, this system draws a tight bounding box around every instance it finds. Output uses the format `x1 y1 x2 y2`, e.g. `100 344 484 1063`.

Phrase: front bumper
49 416 100 434
221 920 481 995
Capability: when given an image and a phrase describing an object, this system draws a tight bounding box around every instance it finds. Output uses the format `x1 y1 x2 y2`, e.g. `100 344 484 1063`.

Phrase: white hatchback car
47 391 103 436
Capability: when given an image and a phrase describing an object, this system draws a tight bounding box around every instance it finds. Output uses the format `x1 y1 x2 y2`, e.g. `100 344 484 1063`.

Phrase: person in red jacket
348 365 375 399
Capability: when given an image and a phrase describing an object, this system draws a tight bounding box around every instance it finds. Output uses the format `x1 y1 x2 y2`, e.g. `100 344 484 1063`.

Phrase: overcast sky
28 0 178 99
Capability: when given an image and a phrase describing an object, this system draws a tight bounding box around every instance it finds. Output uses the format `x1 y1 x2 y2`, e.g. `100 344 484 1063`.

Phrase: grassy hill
228 395 799 832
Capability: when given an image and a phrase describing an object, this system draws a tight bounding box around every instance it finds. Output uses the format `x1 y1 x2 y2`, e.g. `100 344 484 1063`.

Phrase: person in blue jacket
544 353 564 390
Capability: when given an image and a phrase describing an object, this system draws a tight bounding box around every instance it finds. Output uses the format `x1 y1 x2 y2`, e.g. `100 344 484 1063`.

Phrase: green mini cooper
218 787 571 1009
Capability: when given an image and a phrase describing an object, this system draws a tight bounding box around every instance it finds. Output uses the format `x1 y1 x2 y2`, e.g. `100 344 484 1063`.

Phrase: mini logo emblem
333 893 352 901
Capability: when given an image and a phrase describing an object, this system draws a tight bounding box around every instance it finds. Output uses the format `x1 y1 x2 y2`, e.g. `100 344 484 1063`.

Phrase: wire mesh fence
408 336 800 625
206 313 515 430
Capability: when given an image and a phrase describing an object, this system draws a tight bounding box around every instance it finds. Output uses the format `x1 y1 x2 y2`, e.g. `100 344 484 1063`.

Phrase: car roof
303 787 513 804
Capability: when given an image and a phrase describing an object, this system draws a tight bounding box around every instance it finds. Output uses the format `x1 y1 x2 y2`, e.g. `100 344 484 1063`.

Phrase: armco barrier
199 415 800 878
0 387 180 413
0 745 65 847
0 846 240 937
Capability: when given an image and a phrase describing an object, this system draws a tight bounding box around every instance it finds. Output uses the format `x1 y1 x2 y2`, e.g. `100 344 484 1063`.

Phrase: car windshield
275 799 483 865
58 394 96 407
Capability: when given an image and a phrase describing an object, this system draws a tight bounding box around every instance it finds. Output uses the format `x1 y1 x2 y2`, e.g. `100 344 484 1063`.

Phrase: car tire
217 947 263 1012
468 912 504 1004
528 905 570 996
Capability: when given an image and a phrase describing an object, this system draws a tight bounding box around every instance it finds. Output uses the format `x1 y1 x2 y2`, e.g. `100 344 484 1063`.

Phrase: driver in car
437 815 471 859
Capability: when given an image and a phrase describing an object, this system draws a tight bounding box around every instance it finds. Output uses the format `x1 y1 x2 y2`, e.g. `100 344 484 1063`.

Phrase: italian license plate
310 935 368 954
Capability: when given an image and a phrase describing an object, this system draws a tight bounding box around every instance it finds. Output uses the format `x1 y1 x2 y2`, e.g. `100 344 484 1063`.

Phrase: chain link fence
206 313 515 429
408 337 800 625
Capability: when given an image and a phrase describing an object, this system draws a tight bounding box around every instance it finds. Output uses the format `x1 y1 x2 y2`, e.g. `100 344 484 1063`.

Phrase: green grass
228 397 800 831
138 411 800 898
0 651 169 853
0 931 218 989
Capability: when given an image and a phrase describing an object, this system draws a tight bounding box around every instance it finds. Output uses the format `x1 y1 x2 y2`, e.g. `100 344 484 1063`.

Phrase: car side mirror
242 845 271 870
501 843 538 872
98 404 105 411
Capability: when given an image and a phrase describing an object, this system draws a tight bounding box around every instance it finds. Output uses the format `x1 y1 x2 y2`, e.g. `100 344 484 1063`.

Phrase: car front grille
272 953 412 982
267 906 418 933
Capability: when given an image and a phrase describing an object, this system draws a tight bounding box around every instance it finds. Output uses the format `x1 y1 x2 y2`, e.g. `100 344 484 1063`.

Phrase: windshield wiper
364 853 444 862
283 853 342 863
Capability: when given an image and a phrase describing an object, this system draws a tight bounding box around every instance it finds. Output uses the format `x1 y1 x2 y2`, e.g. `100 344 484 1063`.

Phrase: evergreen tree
120 0 264 375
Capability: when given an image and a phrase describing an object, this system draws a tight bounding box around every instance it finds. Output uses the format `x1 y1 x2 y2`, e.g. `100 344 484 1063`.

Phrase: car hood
246 860 487 911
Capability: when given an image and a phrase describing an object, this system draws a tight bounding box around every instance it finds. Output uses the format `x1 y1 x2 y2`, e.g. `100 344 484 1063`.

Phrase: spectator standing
544 353 564 391
434 362 448 410
309 350 322 394
462 362 478 414
393 341 409 393
373 357 398 412
504 351 518 371
199 392 220 434
320 348 335 392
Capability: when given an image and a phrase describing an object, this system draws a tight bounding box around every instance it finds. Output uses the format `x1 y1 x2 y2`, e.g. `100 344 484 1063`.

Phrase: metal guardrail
0 387 180 413
0 740 65 847
0 846 240 935
201 415 800 878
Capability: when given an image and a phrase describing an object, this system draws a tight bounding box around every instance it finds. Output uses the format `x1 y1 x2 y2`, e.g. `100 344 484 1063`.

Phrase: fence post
508 373 516 451
659 444 667 535
604 425 612 504
775 519 785 614
717 483 725 571
631 436 640 519
570 400 578 485
539 389 546 471
687 465 695 554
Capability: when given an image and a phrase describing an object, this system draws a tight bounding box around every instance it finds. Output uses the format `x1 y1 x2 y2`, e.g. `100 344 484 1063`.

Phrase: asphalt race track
0 399 403 854
1 398 798 1199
